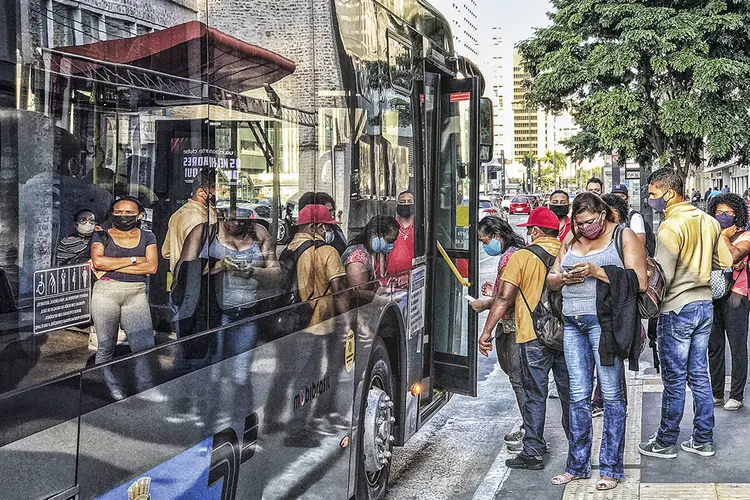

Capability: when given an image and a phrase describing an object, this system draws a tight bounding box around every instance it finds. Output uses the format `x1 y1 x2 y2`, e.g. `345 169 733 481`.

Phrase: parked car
509 196 532 215
501 194 515 212
479 196 505 220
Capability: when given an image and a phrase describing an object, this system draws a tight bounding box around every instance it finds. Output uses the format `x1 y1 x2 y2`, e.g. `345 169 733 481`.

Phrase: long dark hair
478 215 525 250
707 193 748 229
571 192 615 241
350 215 400 252
601 193 629 225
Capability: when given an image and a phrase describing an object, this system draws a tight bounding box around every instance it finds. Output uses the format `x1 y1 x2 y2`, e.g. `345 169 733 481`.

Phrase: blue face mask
483 238 503 256
371 236 394 254
716 214 736 229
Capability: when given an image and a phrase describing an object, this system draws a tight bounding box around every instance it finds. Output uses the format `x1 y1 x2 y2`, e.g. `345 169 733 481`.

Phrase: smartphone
482 335 496 344
464 295 477 302
562 265 578 273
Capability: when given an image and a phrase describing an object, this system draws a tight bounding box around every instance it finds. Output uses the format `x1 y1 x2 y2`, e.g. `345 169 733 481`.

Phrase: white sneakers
724 398 743 411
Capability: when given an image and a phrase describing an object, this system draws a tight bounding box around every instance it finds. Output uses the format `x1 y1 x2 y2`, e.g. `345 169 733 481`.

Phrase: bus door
428 76 483 397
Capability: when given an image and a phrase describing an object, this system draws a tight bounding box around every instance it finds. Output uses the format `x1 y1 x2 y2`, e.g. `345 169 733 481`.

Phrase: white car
501 194 515 212
479 197 505 220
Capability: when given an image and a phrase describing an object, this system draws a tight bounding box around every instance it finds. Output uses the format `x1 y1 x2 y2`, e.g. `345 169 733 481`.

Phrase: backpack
614 225 665 319
627 209 656 257
260 239 328 338
517 245 564 351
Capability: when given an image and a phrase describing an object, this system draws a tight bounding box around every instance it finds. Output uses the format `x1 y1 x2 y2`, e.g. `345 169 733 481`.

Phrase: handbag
711 269 734 300
613 226 665 319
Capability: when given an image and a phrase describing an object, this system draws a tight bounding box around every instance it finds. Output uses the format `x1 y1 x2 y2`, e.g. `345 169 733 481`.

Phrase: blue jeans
656 300 715 446
563 315 626 480
519 338 571 458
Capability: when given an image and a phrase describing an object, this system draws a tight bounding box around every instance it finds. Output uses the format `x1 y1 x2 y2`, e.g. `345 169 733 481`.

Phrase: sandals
551 472 581 485
596 476 619 491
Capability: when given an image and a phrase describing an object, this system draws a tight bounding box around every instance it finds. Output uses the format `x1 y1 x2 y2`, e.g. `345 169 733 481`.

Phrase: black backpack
261 239 328 338
628 209 656 257
517 245 564 351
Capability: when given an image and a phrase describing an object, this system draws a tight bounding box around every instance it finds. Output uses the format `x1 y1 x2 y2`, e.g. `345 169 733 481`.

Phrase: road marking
470 419 521 500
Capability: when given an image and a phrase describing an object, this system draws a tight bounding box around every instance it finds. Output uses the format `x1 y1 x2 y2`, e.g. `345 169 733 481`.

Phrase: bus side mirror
479 97 493 164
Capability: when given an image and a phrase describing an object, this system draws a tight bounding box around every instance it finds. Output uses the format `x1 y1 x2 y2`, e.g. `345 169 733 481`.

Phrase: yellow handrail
436 241 471 287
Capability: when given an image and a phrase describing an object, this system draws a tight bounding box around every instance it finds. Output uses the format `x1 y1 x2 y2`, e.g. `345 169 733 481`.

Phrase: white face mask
76 221 96 236
324 230 335 244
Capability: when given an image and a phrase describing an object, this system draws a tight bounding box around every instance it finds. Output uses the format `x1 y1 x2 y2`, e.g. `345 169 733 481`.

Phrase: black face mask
112 215 139 231
397 204 415 218
549 204 570 218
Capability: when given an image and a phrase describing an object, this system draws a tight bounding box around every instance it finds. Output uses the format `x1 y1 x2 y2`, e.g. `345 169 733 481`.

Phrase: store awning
50 20 296 93
704 157 740 173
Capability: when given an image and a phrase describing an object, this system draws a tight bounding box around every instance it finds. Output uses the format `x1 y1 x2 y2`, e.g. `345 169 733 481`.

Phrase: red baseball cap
517 207 559 230
297 204 340 225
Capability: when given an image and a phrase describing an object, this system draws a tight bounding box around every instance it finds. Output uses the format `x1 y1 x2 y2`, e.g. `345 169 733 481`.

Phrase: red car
510 196 532 214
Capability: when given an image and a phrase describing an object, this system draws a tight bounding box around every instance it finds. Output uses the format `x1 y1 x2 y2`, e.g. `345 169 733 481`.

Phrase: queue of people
478 168 736 491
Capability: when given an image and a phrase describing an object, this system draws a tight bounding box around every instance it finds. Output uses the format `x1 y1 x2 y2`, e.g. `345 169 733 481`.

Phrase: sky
488 0 552 45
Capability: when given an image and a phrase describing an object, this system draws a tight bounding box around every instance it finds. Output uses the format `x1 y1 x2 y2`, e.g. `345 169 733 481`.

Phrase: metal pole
500 150 506 195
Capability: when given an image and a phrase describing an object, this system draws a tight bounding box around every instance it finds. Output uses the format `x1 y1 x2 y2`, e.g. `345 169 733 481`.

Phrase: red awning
51 20 296 93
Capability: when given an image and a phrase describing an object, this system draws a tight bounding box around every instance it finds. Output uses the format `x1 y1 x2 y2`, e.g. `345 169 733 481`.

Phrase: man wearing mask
638 168 732 459
548 190 571 242
479 207 570 470
386 190 415 280
56 209 98 266
162 167 217 274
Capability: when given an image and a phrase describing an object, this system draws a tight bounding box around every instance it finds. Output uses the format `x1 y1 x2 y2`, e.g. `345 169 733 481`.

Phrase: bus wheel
357 338 394 500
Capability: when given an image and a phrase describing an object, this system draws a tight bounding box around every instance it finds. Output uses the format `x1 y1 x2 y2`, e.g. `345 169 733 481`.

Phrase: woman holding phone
547 193 646 491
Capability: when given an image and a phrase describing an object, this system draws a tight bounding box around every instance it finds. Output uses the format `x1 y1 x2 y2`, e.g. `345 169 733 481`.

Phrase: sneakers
681 437 716 457
504 427 525 444
724 398 743 411
714 397 725 406
637 434 678 459
506 441 522 453
505 454 544 470
592 406 604 418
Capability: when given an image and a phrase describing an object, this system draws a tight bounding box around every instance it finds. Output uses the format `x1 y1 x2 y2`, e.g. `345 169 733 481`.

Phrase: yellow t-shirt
162 200 216 273
501 237 561 344
288 232 346 327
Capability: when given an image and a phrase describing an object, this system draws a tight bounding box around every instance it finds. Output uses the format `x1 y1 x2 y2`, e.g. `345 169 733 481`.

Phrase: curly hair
707 193 748 229
601 193 629 225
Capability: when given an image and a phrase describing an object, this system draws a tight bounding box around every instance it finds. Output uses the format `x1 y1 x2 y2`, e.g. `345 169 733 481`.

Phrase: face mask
577 216 605 240
325 229 336 244
371 236 394 254
224 219 251 236
76 221 96 236
111 215 139 231
397 204 415 218
483 238 503 256
716 214 736 229
549 204 569 218
647 194 669 214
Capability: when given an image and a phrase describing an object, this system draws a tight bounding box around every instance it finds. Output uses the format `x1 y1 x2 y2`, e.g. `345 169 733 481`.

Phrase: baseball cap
517 207 559 230
297 204 340 225
611 184 629 196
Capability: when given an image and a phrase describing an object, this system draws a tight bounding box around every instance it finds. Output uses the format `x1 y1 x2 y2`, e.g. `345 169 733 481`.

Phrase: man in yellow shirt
287 204 347 327
639 167 733 460
480 207 570 471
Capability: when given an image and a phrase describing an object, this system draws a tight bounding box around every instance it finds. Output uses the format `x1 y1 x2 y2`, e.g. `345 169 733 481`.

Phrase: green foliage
519 0 750 179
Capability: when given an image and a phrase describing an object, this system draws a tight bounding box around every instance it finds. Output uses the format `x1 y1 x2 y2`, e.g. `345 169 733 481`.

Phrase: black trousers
709 292 750 401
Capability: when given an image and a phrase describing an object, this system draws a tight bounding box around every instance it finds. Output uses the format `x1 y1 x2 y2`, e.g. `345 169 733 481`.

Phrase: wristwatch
130 256 138 265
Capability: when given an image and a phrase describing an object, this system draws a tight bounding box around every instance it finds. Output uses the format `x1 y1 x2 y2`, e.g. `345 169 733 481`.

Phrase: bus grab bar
436 241 471 287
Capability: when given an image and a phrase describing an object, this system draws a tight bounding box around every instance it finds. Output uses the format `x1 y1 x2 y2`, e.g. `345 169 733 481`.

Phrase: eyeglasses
76 219 96 224
716 210 736 217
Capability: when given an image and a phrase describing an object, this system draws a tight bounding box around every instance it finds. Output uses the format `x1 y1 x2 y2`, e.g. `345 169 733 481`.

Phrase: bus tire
356 337 395 500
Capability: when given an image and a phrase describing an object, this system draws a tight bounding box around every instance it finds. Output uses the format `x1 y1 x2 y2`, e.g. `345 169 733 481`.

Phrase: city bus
0 0 493 498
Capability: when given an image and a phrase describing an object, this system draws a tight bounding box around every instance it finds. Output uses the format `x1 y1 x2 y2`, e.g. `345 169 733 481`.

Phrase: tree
518 0 750 180
517 152 538 192
540 150 568 190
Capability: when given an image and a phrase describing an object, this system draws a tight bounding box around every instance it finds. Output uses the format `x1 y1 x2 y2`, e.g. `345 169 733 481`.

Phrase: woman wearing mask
56 209 99 266
342 215 400 304
90 197 158 363
386 190 416 282
707 194 750 411
471 215 528 451
548 190 571 242
547 193 646 490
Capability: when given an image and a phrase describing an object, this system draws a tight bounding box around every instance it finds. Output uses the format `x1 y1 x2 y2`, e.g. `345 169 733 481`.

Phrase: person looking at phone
478 207 571 471
547 192 646 491
471 215 528 452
